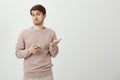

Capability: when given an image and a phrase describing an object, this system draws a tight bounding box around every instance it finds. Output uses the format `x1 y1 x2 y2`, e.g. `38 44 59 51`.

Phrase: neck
34 24 44 30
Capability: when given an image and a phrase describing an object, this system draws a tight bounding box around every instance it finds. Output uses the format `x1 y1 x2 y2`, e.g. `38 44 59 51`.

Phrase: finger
52 41 59 46
50 42 55 46
53 40 59 43
33 46 41 49
31 46 36 50
53 39 62 43
52 42 55 46
32 49 40 54
54 40 60 44
58 38 62 41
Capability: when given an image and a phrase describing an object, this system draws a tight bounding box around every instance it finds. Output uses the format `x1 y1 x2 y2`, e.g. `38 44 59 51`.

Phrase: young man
15 4 61 80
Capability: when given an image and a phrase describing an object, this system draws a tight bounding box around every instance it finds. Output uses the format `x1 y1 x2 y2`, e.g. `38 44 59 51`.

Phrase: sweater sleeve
15 31 31 59
49 31 59 58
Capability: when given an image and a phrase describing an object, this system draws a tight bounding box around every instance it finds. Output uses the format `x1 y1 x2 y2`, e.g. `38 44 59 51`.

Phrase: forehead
31 10 42 14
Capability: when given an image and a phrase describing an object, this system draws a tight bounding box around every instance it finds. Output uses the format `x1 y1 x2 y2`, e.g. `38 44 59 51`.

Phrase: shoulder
21 27 32 33
45 27 56 34
19 27 32 37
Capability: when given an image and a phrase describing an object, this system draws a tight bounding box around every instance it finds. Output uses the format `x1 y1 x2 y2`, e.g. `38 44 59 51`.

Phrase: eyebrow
32 12 42 15
37 12 42 14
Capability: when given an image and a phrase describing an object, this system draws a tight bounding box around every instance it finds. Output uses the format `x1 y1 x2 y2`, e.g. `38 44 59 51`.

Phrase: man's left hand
50 39 62 47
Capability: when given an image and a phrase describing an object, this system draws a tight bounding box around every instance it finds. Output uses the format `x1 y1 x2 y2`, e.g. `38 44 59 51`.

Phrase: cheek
38 17 44 21
32 17 36 21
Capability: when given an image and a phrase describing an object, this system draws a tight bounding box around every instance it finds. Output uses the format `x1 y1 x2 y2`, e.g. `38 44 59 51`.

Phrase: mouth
34 20 39 23
34 19 39 21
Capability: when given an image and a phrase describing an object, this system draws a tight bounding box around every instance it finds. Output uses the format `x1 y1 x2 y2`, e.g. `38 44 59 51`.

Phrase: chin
33 21 42 25
34 23 40 26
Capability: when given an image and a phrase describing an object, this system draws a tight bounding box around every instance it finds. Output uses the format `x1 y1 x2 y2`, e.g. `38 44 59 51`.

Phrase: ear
44 14 46 18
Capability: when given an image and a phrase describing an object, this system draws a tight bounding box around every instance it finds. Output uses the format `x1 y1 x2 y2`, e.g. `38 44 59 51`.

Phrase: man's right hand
29 45 42 55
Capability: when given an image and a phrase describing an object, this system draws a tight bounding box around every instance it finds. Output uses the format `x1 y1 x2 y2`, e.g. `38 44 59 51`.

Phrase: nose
33 15 38 19
34 15 37 18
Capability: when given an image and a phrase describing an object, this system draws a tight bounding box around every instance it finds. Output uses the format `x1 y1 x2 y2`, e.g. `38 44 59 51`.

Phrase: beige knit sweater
15 27 58 78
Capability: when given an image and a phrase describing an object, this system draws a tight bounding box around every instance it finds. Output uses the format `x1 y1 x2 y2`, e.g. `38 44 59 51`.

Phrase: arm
49 32 59 58
15 32 31 59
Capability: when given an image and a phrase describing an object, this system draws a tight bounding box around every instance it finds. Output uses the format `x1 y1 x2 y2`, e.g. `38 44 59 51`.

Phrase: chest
24 32 52 49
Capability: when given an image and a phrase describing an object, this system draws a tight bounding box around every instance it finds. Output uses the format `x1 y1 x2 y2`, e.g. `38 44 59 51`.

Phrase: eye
37 13 41 16
32 14 35 17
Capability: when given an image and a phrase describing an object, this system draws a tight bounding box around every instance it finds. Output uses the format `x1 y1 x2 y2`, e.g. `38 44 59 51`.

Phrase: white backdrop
0 0 120 80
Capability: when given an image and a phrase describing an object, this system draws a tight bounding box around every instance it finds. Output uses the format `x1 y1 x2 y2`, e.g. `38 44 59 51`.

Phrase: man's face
31 10 46 26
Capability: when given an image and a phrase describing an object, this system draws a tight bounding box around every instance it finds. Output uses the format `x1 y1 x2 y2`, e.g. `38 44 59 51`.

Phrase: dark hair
30 4 46 15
